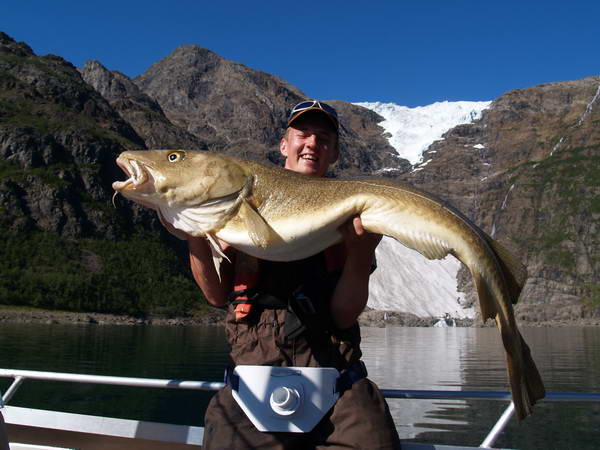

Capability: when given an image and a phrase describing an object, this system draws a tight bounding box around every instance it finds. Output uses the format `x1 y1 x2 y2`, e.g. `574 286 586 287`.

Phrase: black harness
229 285 323 340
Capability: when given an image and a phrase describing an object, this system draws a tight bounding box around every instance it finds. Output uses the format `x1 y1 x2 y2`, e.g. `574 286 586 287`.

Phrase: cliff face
0 32 149 239
402 78 600 321
0 33 200 316
79 60 207 150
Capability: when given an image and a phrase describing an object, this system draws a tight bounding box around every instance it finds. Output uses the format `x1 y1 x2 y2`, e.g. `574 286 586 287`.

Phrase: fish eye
167 151 185 163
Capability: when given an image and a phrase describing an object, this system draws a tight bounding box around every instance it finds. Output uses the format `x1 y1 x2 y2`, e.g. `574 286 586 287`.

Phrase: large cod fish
112 149 545 420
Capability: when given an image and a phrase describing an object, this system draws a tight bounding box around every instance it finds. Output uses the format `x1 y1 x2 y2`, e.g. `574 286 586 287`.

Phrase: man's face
279 114 338 177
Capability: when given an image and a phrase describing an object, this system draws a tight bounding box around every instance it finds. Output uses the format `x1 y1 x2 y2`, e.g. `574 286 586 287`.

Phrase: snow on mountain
355 101 491 165
356 100 491 319
370 239 472 318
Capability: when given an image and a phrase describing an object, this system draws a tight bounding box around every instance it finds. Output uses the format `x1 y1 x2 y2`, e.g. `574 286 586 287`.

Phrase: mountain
79 60 207 150
0 33 407 320
0 32 202 317
0 31 598 324
0 32 143 238
130 45 408 175
355 101 491 165
360 101 492 318
381 79 600 323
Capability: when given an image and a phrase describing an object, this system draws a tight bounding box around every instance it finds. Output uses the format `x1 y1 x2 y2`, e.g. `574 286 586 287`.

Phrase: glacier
355 100 491 165
356 100 491 319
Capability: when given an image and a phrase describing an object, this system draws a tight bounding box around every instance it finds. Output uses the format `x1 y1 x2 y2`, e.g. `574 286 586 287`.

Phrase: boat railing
1 368 599 449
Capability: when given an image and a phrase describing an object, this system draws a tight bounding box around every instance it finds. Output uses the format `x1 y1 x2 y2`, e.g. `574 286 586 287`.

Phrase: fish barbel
112 149 545 419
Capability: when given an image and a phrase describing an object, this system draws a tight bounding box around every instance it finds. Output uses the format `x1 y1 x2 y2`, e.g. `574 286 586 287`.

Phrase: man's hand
339 216 382 265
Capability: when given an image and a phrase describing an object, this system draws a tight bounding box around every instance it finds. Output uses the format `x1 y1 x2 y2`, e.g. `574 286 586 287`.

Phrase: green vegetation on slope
0 229 209 317
507 144 600 303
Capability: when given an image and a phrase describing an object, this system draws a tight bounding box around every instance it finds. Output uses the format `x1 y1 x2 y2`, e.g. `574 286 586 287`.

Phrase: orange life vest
231 245 347 321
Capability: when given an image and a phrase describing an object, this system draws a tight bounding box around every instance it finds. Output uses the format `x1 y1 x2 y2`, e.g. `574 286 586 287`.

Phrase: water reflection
362 326 600 449
361 327 471 438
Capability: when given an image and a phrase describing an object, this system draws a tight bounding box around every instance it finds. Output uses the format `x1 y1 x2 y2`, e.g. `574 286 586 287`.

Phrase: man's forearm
188 236 233 307
330 217 381 329
330 255 372 329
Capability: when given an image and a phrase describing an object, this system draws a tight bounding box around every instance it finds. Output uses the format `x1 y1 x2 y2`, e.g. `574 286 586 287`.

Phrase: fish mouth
112 158 151 192
112 157 158 208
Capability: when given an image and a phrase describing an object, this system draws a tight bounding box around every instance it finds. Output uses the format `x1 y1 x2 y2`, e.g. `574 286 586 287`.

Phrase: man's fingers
353 216 365 235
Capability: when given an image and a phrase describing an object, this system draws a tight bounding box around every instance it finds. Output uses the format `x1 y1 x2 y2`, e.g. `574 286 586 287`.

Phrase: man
179 101 400 449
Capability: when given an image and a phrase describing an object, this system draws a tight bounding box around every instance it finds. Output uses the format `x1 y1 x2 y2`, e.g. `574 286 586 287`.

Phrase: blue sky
3 1 599 107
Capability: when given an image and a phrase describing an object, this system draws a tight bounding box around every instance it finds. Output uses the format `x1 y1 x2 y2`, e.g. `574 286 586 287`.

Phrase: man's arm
187 236 235 307
330 217 382 329
160 218 234 307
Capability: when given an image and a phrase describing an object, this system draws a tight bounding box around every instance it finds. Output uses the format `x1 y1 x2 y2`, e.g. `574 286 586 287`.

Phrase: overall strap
230 245 346 323
230 253 261 321
324 243 346 273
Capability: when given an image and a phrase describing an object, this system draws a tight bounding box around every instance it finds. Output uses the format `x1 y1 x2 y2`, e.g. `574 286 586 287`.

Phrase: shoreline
0 307 227 327
1 306 598 327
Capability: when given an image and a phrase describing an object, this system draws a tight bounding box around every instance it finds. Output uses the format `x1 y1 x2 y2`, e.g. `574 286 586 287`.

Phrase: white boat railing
1 368 599 449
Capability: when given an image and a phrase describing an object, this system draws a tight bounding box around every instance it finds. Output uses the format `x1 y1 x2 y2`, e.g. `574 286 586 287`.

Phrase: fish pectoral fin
239 199 279 248
206 233 231 282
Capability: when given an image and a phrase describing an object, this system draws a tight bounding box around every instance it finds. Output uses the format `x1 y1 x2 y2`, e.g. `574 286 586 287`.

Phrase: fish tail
489 241 545 419
502 328 546 420
474 266 545 420
471 238 527 318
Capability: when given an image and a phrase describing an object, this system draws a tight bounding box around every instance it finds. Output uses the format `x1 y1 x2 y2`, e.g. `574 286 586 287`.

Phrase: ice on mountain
355 100 491 165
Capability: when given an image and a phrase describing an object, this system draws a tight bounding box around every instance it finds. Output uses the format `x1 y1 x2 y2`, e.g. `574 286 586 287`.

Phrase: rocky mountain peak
133 44 305 152
131 45 405 174
79 59 206 149
169 44 223 67
0 32 34 57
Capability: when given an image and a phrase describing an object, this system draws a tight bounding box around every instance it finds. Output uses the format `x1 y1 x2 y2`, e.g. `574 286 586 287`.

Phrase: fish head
112 150 248 209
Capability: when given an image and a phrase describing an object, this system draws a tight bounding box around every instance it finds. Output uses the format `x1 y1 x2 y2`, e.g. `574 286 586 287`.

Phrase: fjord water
1 324 598 449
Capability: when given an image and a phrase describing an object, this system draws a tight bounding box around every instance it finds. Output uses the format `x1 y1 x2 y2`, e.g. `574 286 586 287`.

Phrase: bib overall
202 247 401 449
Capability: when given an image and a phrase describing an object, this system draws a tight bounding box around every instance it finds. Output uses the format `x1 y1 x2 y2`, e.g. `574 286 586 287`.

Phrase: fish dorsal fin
485 237 528 304
205 232 231 281
238 199 279 249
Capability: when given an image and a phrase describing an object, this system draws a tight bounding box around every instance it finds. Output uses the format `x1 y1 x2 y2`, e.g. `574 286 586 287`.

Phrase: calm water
1 324 599 449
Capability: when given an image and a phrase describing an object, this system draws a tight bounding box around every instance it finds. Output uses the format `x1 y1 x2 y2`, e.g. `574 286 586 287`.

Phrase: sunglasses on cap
287 100 339 129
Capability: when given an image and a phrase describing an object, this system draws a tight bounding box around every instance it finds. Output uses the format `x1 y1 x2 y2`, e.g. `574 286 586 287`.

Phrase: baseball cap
287 100 339 133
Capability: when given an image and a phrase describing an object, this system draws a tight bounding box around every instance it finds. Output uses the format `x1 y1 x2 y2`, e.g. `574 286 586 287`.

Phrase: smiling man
279 102 340 177
178 100 401 449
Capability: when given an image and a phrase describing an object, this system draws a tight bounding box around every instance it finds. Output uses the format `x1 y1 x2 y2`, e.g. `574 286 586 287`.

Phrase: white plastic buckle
231 365 340 432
